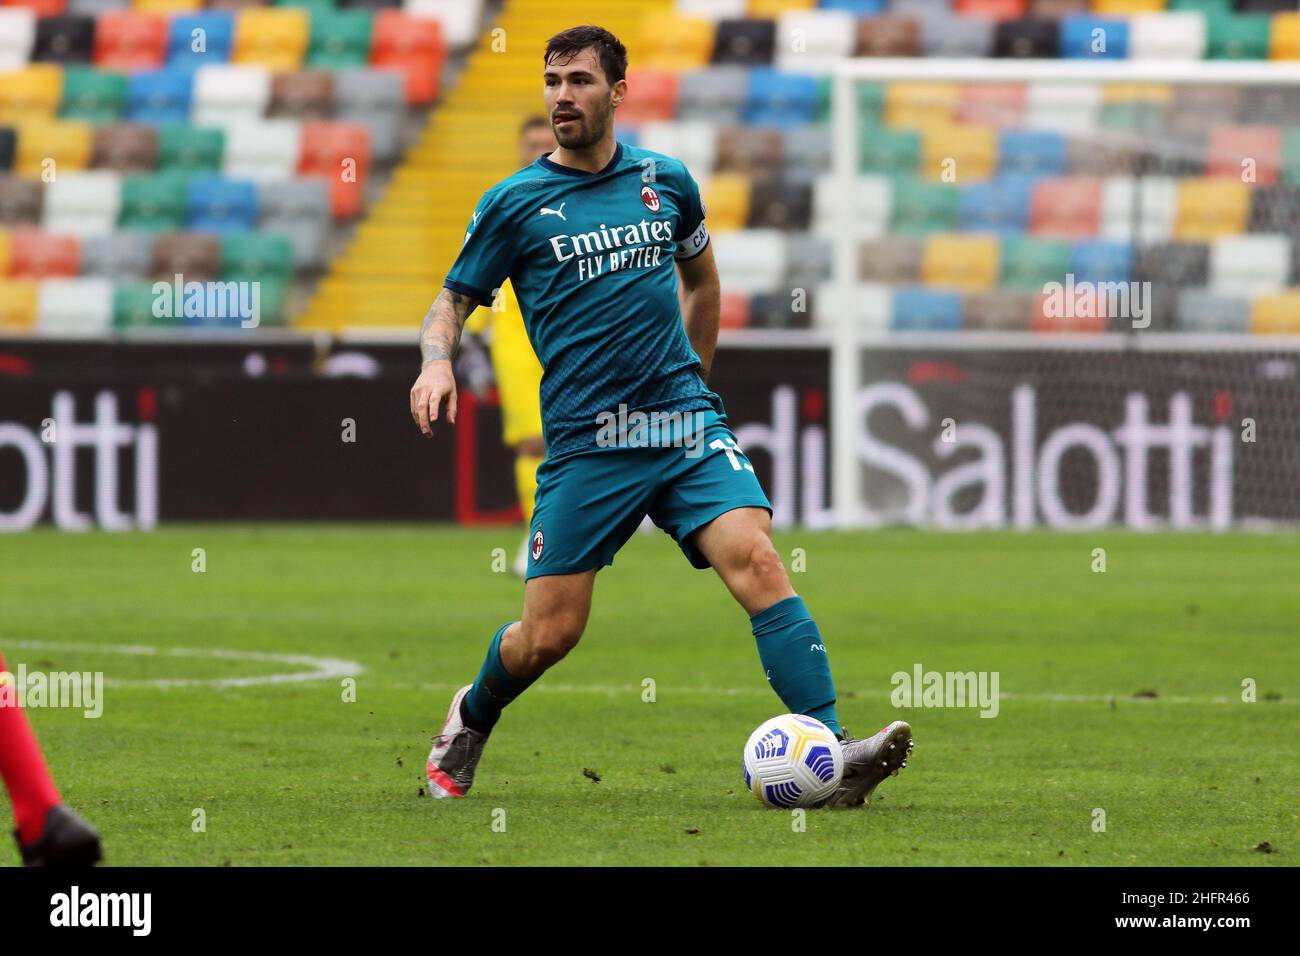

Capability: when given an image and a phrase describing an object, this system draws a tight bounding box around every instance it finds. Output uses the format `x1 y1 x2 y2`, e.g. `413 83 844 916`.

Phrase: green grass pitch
2 526 1297 866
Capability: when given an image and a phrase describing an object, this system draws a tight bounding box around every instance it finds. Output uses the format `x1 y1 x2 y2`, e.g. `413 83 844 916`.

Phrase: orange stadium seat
718 290 751 330
299 120 370 218
369 11 445 105
7 229 80 278
956 0 1029 19
957 84 1027 129
1209 125 1282 185
1029 177 1103 237
4 0 67 17
620 69 680 125
1032 291 1108 332
94 12 168 71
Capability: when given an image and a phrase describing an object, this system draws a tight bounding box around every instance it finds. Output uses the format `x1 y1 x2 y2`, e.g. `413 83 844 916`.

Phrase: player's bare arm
677 241 720 384
411 287 479 434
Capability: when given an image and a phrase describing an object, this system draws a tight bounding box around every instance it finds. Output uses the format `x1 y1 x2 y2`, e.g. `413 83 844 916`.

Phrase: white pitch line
5 640 363 688
393 682 1294 706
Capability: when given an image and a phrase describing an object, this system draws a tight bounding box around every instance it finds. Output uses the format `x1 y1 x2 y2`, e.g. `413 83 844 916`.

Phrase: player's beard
553 100 613 151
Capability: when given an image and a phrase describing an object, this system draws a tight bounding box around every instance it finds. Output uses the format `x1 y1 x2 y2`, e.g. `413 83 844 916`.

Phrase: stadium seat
893 177 960 233
1001 235 1072 289
1031 289 1108 332
221 120 302 183
999 129 1067 176
780 124 830 185
126 69 194 125
957 83 1027 128
885 82 957 129
814 280 891 331
0 65 64 122
678 66 749 124
920 16 996 57
192 65 271 127
711 17 776 65
716 127 783 179
1242 83 1300 126
717 290 751 329
402 0 481 50
1271 12 1300 59
1129 12 1207 58
1209 124 1281 185
1092 0 1166 11
0 230 8 274
1029 176 1102 236
331 68 403 161
298 119 369 217
0 278 39 331
307 10 373 69
854 16 922 56
1209 234 1291 293
1174 178 1249 238
257 176 328 268
1249 290 1300 333
813 173 891 238
712 228 786 294
963 289 1034 330
369 11 445 104
1135 240 1210 288
113 280 171 328
157 123 223 172
859 126 921 174
1248 184 1300 232
220 230 293 282
233 8 310 70
859 234 924 282
94 11 167 70
619 69 680 124
993 18 1060 58
14 119 93 176
42 170 122 236
1207 13 1272 59
774 10 856 70
134 0 204 12
69 0 129 12
677 0 746 20
185 174 258 232
168 12 235 69
959 175 1033 235
921 233 1000 291
149 229 221 281
923 124 997 181
80 230 153 278
747 179 812 229
33 15 97 64
119 172 187 230
1070 238 1133 283
0 175 44 226
0 9 37 70
1175 289 1250 332
36 277 113 334
8 229 81 277
957 0 1029 16
745 68 818 126
60 66 126 122
92 122 159 172
1059 16 1130 59
782 233 831 287
269 71 334 120
891 288 963 331
638 121 718 176
821 0 888 10
639 14 715 70
1025 81 1101 134
1236 0 1293 12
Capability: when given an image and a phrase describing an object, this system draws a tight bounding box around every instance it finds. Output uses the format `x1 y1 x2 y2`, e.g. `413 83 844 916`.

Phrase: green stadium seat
119 173 188 231
113 280 176 329
60 67 127 122
1000 237 1072 290
308 11 373 69
1206 13 1272 59
220 231 295 282
157 125 224 172
859 126 921 175
890 177 960 235
1283 127 1300 186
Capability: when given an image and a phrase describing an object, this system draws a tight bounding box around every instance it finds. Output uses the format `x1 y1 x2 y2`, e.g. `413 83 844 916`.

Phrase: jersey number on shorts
710 437 754 473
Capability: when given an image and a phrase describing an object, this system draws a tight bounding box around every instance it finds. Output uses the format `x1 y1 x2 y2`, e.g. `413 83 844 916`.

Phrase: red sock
0 650 62 844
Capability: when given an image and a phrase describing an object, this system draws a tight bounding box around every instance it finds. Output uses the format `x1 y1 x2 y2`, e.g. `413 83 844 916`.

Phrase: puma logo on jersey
539 202 567 221
471 210 483 227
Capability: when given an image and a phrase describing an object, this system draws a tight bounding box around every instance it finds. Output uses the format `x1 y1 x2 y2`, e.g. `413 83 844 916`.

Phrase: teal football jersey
443 142 722 460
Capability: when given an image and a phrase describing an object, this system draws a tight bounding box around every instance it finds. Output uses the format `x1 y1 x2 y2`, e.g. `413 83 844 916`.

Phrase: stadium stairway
297 0 671 331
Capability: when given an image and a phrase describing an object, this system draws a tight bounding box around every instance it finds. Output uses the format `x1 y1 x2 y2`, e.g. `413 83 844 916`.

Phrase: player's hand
411 359 457 435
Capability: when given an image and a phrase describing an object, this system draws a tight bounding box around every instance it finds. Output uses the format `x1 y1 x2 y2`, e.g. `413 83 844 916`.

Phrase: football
742 714 844 809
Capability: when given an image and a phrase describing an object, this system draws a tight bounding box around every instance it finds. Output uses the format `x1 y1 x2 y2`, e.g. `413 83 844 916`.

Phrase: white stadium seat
192 65 272 128
0 9 36 70
675 0 747 19
403 0 483 49
815 281 892 332
1025 83 1101 136
774 11 856 74
712 229 787 295
42 172 123 238
812 174 892 240
1129 13 1207 60
1101 176 1178 243
637 121 718 178
1210 235 1291 296
222 120 304 184
36 279 114 336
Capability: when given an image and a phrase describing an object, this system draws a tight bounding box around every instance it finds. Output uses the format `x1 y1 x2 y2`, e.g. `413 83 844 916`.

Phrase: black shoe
15 805 102 867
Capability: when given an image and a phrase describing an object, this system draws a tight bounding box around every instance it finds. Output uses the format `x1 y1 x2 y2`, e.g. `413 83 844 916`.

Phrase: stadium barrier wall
0 335 1296 531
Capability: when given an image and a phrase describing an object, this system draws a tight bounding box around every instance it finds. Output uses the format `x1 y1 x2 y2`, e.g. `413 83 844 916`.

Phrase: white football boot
426 685 491 799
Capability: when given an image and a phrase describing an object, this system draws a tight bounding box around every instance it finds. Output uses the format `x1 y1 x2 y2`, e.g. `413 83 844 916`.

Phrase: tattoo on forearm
419 289 477 366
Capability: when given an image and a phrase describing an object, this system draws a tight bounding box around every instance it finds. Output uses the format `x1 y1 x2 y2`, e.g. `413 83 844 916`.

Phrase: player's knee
521 615 583 669
745 536 789 593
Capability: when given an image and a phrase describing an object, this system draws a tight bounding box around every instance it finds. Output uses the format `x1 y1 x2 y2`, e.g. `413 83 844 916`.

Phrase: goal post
827 58 1300 530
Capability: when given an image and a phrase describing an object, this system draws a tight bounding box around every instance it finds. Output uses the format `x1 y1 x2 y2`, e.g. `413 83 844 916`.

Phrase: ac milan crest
640 184 661 212
531 529 544 561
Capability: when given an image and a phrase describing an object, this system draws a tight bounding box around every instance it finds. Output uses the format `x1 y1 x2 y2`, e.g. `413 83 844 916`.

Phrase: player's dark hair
544 25 627 86
519 115 551 137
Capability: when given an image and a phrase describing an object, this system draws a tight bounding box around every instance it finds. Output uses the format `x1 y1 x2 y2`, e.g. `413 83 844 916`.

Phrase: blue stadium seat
169 13 235 70
127 70 195 126
186 175 259 232
891 288 964 331
1071 240 1133 284
998 129 1067 176
1060 16 1130 60
959 175 1034 235
744 68 819 127
819 0 888 12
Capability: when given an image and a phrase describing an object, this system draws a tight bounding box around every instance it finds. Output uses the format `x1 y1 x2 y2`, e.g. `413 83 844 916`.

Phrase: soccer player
461 116 556 576
409 26 913 807
0 650 102 865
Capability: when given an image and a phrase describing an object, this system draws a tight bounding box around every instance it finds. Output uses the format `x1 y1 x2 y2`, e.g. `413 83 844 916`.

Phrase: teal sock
751 596 841 737
463 622 536 732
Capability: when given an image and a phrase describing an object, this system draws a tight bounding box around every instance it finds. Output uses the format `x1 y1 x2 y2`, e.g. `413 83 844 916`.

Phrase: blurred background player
459 116 557 577
0 649 101 866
